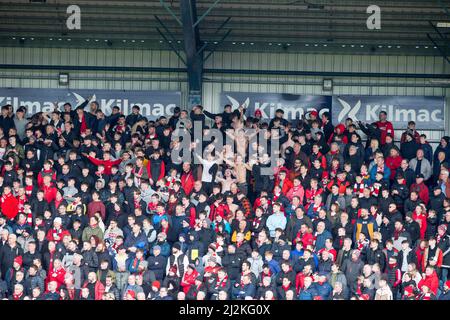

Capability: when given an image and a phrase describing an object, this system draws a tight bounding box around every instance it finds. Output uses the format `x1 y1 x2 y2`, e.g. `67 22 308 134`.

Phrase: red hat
445 280 450 288
152 281 161 290
14 256 23 267
126 290 136 299
254 109 262 117
309 110 318 117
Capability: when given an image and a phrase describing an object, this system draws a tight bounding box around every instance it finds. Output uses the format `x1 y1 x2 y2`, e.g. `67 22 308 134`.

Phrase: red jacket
286 185 305 203
46 227 71 243
274 177 294 195
87 201 106 220
294 231 315 248
82 280 105 300
209 203 231 221
305 188 323 208
375 120 394 145
181 270 199 294
418 271 439 295
412 211 427 240
42 184 57 204
181 171 195 195
410 183 429 206
46 267 66 290
87 156 122 175
0 193 19 220
385 155 403 180
37 169 56 188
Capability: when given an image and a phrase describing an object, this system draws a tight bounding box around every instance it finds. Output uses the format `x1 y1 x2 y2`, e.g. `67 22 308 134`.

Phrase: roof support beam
193 0 222 27
159 0 183 26
180 0 203 107
427 33 450 64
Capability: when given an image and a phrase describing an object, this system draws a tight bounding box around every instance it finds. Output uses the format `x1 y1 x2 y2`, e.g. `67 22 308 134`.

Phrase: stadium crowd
0 98 450 301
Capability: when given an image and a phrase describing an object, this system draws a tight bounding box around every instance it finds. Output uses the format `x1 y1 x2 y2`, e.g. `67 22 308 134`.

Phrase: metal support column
180 0 204 108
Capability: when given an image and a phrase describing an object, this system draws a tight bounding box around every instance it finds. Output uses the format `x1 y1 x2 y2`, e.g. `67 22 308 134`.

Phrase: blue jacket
126 255 145 274
313 282 333 300
439 291 450 300
298 286 318 300
211 221 231 234
315 230 332 251
265 259 281 275
232 283 256 299
369 164 391 184
420 143 433 163
152 213 168 229
151 241 171 257
124 231 148 253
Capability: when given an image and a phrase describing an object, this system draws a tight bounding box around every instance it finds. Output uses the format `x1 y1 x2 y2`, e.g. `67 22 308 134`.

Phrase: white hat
54 217 62 224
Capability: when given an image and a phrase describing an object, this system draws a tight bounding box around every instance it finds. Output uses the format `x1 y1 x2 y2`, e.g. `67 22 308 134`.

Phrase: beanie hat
254 109 262 117
172 242 181 251
152 281 161 290
14 256 23 267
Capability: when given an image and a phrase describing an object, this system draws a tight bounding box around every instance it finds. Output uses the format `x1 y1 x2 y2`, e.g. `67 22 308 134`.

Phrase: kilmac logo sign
220 92 332 120
332 95 445 130
0 88 181 120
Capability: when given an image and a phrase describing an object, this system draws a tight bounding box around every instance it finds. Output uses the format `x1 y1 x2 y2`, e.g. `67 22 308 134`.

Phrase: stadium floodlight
436 22 450 28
